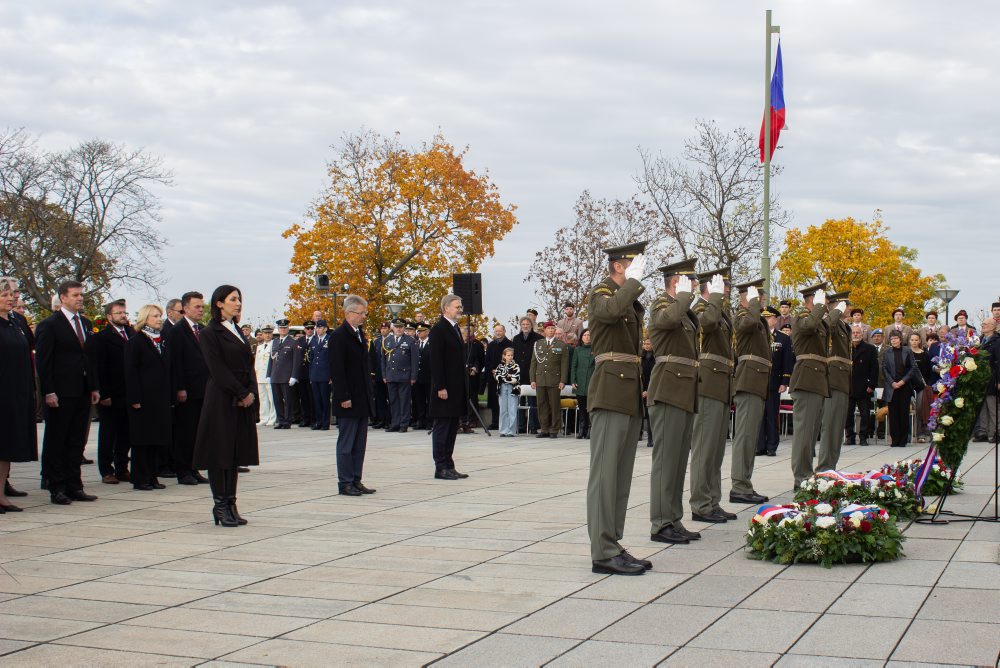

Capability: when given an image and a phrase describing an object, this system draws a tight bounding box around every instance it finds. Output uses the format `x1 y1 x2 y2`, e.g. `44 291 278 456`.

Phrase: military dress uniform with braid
818 306 852 472
530 337 570 436
789 304 830 485
730 297 771 496
586 275 645 562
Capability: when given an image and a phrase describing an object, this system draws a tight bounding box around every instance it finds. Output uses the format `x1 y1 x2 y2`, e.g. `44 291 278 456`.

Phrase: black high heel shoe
228 497 248 525
212 497 239 527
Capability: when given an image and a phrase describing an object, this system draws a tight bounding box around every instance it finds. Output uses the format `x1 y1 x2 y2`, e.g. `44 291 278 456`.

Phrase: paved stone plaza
1 425 998 667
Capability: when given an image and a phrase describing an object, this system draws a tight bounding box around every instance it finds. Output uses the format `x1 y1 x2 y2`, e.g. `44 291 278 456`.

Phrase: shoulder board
693 301 707 314
795 307 810 317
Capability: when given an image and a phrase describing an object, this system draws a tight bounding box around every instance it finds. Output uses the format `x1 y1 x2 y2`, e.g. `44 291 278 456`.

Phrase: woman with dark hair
125 304 172 490
570 329 595 439
193 285 258 527
881 329 920 447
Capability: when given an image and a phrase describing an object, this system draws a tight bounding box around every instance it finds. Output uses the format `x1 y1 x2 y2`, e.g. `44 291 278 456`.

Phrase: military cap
850 307 864 316
780 323 792 331
542 320 556 329
827 291 851 303
315 319 328 328
798 281 828 297
698 266 731 284
303 320 316 328
658 257 698 278
526 308 538 316
404 320 416 330
275 318 290 327
734 278 765 293
779 299 792 307
993 301 1000 310
762 305 780 318
416 321 431 332
391 317 405 327
603 240 648 262
872 328 884 335
261 324 274 332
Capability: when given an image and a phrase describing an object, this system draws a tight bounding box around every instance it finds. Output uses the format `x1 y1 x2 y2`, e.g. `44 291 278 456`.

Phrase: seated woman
125 305 172 490
881 330 920 447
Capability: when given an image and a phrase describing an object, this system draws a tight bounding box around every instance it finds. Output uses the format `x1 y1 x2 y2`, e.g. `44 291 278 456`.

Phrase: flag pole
762 10 780 295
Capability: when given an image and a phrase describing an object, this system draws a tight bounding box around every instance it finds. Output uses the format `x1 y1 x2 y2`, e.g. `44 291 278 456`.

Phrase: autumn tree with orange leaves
775 214 945 326
283 131 517 324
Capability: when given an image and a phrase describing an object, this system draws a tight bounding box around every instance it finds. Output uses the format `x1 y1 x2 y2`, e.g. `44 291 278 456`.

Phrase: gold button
619 373 624 378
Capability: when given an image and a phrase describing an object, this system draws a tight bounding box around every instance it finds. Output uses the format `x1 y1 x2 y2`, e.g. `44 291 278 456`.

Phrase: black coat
95 325 134 402
192 320 259 469
429 317 467 418
10 310 34 349
34 311 98 398
768 329 794 391
330 322 376 418
125 333 172 447
849 340 879 399
485 337 512 379
465 338 486 393
416 338 432 385
881 345 920 403
167 319 209 400
0 314 37 462
982 334 1000 397
511 330 542 383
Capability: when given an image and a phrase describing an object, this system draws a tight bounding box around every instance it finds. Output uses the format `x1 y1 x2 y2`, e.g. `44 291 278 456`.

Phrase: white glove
688 277 699 293
836 301 848 313
624 253 646 281
812 289 826 305
289 378 298 386
709 274 725 295
746 286 759 302
265 377 270 383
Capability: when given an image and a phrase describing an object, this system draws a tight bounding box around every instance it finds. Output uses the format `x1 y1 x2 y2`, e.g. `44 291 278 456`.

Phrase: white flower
816 516 836 529
795 514 805 524
932 432 944 442
849 511 864 527
940 415 954 426
879 491 886 498
963 357 977 371
955 397 965 408
886 481 896 488
779 517 792 527
815 503 833 515
932 465 940 472
936 383 947 394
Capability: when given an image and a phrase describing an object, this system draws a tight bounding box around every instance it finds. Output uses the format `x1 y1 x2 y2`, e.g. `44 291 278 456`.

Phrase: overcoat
849 340 880 399
330 321 375 418
428 317 468 418
125 333 172 447
95 324 134 403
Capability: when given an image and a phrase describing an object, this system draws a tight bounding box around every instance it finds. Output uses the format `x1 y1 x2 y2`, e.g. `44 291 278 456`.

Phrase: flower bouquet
746 502 905 568
883 458 962 497
928 331 992 470
794 471 920 520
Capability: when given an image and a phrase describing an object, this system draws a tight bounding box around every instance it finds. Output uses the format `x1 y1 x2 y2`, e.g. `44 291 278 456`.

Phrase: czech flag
759 41 785 162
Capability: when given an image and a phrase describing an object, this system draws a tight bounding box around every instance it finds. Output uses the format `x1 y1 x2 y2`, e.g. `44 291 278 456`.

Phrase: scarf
143 326 163 352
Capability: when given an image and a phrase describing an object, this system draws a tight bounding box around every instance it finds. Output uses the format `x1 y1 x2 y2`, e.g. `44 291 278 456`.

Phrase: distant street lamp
935 288 960 325
386 303 404 319
315 275 351 324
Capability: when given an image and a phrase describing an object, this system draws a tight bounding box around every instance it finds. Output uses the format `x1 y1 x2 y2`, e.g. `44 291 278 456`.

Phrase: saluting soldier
309 319 333 430
587 241 652 576
529 320 570 438
647 258 702 546
266 319 302 429
789 282 830 486
729 279 771 504
381 318 418 433
689 268 737 524
818 291 852 472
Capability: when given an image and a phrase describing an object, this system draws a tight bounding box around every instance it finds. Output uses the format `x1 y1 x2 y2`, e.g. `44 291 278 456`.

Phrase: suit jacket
125 332 172 446
166 318 209 400
416 337 432 384
330 322 375 418
768 329 794 392
429 317 467 418
34 311 98 398
881 346 919 402
95 324 134 402
849 341 879 399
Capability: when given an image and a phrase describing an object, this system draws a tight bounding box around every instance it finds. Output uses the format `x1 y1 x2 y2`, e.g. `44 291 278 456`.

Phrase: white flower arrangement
815 516 836 529
963 357 978 371
955 397 965 408
940 415 954 426
815 503 833 515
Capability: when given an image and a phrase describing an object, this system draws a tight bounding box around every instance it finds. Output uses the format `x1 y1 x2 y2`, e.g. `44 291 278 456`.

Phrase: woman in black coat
0 278 36 513
192 285 259 527
125 305 172 490
881 330 920 447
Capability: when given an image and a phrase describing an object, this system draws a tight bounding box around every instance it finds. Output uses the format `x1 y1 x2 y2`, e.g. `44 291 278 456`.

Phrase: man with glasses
161 298 183 337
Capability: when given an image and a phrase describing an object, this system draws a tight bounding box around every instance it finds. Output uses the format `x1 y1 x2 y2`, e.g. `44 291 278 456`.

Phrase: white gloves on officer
836 301 848 313
813 289 826 305
709 274 725 295
746 285 759 302
624 254 646 282
289 378 298 386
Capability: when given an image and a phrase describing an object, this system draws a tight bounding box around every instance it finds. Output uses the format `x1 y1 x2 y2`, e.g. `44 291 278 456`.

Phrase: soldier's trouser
689 397 730 516
387 382 412 429
731 392 764 495
649 403 694 534
791 390 824 485
257 383 276 426
536 385 562 435
818 389 849 472
311 381 332 428
272 383 292 426
587 408 641 561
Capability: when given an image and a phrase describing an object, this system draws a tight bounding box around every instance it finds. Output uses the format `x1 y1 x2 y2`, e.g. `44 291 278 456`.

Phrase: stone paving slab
0 425 997 666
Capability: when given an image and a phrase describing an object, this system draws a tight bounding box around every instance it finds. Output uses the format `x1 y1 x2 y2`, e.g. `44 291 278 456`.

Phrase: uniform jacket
330 322 375 418
166 318 209 400
732 298 771 400
588 276 645 416
125 332 172 447
416 336 432 384
768 328 794 392
267 334 302 383
556 316 584 341
429 317 468 418
916 323 938 346
298 336 312 382
881 345 920 403
95 324 134 402
883 322 913 344
826 307 853 395
849 340 879 399
381 333 418 382
571 344 595 396
790 304 830 397
776 313 793 330
253 339 272 382
308 333 332 383
647 290 700 413
34 311 98 398
695 294 734 404
369 335 387 382
529 337 570 387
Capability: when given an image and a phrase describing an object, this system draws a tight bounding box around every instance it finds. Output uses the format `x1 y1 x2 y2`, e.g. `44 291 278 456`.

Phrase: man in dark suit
484 324 512 431
429 294 469 480
94 299 134 484
845 326 879 445
267 319 301 429
166 292 210 485
161 298 182 338
413 322 432 430
757 306 794 456
35 280 100 504
309 319 333 430
329 296 376 496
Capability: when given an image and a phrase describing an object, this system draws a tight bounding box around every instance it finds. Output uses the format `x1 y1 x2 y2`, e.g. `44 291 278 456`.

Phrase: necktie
119 328 128 342
356 328 363 344
73 314 86 347
454 323 462 341
193 323 200 341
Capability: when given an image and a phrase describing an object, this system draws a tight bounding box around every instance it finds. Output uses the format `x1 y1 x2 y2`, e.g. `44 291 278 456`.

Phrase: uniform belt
797 353 828 364
654 355 699 367
737 354 772 367
699 352 734 368
829 355 853 366
594 352 641 364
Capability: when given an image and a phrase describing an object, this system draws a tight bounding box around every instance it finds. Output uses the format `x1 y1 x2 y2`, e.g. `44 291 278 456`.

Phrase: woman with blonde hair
0 278 36 512
125 304 172 490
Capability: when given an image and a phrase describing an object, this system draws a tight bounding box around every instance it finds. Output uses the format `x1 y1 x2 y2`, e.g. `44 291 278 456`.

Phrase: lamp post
386 303 404 320
315 275 350 324
935 288 960 325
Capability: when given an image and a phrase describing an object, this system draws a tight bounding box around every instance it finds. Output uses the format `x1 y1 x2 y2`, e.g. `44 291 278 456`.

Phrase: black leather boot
212 496 239 527
227 469 247 525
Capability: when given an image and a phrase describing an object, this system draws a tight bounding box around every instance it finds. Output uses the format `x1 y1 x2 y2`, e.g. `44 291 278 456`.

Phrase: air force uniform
381 320 418 431
309 322 333 429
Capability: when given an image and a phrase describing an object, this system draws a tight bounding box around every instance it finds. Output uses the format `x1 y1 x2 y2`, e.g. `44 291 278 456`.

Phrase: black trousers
576 394 590 435
42 395 90 494
272 383 294 426
888 387 912 446
486 378 500 429
518 396 539 433
336 416 368 485
373 380 390 425
412 383 429 427
757 390 781 453
387 382 412 429
432 418 459 471
131 445 160 487
172 398 202 476
845 395 873 439
297 380 313 425
311 381 331 428
97 403 130 477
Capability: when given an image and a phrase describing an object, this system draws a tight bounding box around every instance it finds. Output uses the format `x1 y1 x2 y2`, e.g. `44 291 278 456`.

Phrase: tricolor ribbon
913 445 940 501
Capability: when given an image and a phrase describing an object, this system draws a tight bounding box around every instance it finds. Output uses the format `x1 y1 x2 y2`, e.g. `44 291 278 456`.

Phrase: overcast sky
2 0 996 327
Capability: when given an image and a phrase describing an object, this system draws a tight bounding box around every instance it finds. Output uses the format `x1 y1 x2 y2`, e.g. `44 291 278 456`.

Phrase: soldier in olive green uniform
530 321 571 438
689 268 737 523
586 241 651 576
729 279 772 504
790 282 830 486
817 291 852 472
647 258 702 544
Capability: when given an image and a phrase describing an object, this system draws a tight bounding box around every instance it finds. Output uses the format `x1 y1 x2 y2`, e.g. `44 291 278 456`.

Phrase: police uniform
529 326 570 437
647 258 701 544
586 241 648 575
309 320 333 430
266 320 302 428
689 267 736 523
818 292 852 472
789 282 830 485
381 318 419 432
729 279 771 503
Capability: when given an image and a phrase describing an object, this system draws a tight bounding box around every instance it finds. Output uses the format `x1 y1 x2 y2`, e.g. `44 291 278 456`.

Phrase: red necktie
120 328 128 342
193 324 200 341
73 315 86 347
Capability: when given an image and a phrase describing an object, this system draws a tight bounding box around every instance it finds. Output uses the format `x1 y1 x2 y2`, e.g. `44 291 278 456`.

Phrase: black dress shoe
691 511 728 523
50 492 73 505
730 491 769 504
339 483 363 496
399 426 408 433
177 474 199 486
192 471 210 484
385 426 399 433
435 469 459 480
133 483 155 491
310 425 322 431
5 482 27 497
844 438 856 446
320 426 330 431
620 550 652 570
859 438 869 446
713 508 738 520
755 450 766 457
766 451 777 456
675 526 701 540
535 432 549 438
449 469 469 479
68 490 98 501
651 525 690 544
0 503 22 512
238 466 250 473
592 554 645 575
354 482 376 494
81 456 94 465
549 433 558 438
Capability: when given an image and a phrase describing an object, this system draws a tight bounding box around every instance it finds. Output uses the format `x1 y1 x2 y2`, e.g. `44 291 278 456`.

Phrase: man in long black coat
757 306 794 456
429 295 469 480
846 327 880 445
95 299 134 483
330 296 377 496
166 292 210 485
